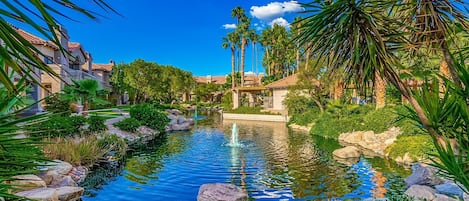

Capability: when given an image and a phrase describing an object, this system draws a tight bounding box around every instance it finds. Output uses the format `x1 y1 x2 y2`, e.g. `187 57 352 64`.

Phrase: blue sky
16 1 306 76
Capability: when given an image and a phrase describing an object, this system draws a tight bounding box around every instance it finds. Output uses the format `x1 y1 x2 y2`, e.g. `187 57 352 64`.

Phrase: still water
82 116 409 200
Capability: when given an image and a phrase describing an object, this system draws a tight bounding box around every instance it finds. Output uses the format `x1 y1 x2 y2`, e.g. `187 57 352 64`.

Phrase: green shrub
385 134 436 161
88 115 107 132
97 133 128 160
288 109 320 126
28 115 86 138
130 104 169 131
311 114 364 139
221 92 233 109
44 93 72 116
284 94 316 115
362 107 399 133
113 117 141 132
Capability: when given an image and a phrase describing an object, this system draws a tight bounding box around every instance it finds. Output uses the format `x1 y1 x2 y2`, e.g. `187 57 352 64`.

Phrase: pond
81 115 409 200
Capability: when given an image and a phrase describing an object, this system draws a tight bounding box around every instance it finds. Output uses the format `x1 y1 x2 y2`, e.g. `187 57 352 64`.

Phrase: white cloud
222 24 237 29
250 1 303 21
269 17 290 28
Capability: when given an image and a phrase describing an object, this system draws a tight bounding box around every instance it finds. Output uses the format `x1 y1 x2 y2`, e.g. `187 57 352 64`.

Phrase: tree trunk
312 98 324 112
383 68 438 137
241 37 246 87
438 60 450 98
231 45 236 89
441 41 462 87
82 101 89 116
333 80 344 101
375 70 386 109
305 42 312 70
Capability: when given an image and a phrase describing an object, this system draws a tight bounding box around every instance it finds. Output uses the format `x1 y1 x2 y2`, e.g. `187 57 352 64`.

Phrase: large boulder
172 122 192 131
338 127 400 157
37 170 60 185
10 174 47 191
435 182 465 199
55 186 84 201
405 163 445 187
434 194 459 201
333 146 361 159
197 183 248 201
16 188 58 201
405 185 436 201
41 160 73 176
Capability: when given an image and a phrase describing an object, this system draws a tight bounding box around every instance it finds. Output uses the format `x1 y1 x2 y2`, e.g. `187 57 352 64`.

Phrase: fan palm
222 32 240 89
62 79 109 115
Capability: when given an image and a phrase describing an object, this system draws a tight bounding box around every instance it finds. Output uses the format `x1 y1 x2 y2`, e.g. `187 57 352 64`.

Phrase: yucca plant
407 53 469 192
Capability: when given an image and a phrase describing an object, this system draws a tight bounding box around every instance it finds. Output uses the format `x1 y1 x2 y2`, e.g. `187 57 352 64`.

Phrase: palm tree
231 6 251 87
248 30 260 74
222 32 240 89
63 79 108 116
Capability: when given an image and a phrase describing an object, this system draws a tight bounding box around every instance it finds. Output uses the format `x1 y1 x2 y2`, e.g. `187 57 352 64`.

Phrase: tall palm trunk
305 42 312 70
241 37 246 87
333 80 344 100
441 41 462 87
231 44 236 89
439 59 450 98
375 70 386 109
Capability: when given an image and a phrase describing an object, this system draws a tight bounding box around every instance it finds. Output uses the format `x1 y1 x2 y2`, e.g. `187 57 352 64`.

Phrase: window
70 64 80 70
44 56 54 64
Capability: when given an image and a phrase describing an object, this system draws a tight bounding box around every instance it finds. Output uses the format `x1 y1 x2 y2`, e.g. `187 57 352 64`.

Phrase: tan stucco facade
272 88 288 110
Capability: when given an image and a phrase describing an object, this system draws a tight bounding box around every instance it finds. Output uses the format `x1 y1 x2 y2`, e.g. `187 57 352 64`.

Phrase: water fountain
228 123 241 147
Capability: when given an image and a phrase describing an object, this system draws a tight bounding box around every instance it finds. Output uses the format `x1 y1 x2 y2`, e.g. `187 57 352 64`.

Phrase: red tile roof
15 28 59 50
196 76 227 85
92 63 114 72
266 74 299 89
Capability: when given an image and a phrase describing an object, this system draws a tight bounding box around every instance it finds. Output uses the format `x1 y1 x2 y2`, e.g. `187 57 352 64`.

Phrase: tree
231 6 251 87
222 32 240 90
62 79 109 115
194 83 220 102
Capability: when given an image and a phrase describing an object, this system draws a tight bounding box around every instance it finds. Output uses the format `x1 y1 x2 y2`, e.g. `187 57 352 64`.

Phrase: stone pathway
104 115 137 141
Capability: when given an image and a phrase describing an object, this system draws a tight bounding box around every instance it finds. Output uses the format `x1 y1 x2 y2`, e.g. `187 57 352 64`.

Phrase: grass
42 133 127 166
385 134 436 161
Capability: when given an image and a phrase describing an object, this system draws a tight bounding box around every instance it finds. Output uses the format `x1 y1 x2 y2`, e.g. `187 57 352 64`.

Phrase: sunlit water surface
81 115 409 201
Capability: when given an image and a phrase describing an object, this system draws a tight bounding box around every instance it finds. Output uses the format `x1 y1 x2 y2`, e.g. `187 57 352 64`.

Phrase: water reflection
82 115 409 201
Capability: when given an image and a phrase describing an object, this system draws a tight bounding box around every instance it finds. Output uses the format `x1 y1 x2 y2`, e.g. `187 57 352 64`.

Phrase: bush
130 103 169 131
97 133 128 160
88 115 107 132
288 109 320 126
225 106 273 114
28 115 86 138
113 117 141 132
385 134 436 161
44 94 72 116
284 94 316 115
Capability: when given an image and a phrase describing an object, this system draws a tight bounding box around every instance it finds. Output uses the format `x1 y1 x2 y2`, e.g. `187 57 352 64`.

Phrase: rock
137 126 157 136
186 118 195 125
167 114 177 120
405 163 445 187
405 185 436 201
435 182 465 198
172 122 192 131
332 146 361 159
10 174 47 191
464 193 469 201
55 186 84 201
197 183 248 201
16 188 58 201
434 193 459 201
177 116 187 124
37 170 60 185
338 131 363 144
338 128 401 157
50 176 77 188
46 160 73 176
333 156 360 166
395 152 413 166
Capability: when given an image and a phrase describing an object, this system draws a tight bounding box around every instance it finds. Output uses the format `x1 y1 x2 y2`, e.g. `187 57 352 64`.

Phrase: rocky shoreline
12 109 194 201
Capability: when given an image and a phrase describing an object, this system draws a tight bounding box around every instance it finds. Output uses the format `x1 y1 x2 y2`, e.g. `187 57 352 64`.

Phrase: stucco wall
272 88 288 110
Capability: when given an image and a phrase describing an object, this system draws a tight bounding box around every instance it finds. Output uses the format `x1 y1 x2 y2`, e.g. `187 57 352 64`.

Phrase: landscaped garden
1 1 468 201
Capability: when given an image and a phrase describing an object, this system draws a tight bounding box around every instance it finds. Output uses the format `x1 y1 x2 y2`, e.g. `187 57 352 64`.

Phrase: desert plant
42 134 127 167
113 118 141 132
